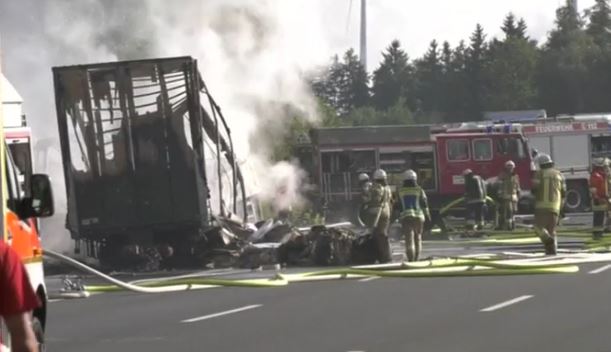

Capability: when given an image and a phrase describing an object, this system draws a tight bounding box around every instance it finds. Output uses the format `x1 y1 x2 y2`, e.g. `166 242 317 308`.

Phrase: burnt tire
32 316 45 352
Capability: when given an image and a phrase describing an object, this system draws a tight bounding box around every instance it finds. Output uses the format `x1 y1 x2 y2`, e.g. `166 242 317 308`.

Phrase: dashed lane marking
180 304 262 323
480 295 533 312
358 277 380 283
588 264 611 274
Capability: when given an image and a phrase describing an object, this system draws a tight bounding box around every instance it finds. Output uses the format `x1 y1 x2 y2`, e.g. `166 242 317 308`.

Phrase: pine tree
371 40 413 110
586 0 611 47
414 40 443 117
539 0 597 114
337 48 370 116
464 24 488 119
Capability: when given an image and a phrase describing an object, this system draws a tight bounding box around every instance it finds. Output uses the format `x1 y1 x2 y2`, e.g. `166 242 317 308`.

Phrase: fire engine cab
1 74 54 351
309 124 534 223
487 112 611 212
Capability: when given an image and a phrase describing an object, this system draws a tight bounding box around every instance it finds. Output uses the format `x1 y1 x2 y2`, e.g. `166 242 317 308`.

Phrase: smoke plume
0 0 331 250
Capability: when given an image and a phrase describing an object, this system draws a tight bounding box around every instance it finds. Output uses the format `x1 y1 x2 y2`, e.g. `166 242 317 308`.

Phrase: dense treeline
310 0 611 126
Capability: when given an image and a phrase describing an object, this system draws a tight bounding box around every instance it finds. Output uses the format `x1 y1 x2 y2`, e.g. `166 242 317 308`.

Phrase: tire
565 181 590 213
32 316 45 352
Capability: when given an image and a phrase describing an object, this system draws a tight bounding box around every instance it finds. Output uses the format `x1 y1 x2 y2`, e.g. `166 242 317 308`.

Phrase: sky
319 0 596 71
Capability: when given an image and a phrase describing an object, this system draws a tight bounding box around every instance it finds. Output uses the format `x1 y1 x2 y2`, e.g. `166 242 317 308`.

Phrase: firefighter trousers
498 199 516 231
592 204 607 239
401 217 423 262
534 210 559 255
466 202 485 231
373 212 392 263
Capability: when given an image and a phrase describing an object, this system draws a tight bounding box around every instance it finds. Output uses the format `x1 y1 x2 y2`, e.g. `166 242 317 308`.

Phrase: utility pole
360 0 367 72
569 0 578 15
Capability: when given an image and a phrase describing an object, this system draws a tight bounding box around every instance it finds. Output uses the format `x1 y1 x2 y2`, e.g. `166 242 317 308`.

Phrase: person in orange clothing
590 158 610 240
0 241 40 352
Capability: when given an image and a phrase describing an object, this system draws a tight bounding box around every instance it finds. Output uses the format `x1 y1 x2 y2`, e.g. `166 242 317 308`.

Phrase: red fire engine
309 124 534 223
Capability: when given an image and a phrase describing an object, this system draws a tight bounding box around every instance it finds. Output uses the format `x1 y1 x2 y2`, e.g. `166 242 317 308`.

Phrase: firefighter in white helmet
368 169 393 263
397 169 430 262
497 160 521 231
532 154 566 255
358 172 372 205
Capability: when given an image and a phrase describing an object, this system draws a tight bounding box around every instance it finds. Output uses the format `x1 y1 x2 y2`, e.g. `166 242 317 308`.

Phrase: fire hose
43 248 598 298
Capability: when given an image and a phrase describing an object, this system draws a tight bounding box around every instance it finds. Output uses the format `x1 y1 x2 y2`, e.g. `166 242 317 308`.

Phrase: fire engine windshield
497 137 525 159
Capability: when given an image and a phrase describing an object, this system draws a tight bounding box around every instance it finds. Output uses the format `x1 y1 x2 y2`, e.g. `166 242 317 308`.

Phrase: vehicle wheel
32 316 45 352
565 181 590 213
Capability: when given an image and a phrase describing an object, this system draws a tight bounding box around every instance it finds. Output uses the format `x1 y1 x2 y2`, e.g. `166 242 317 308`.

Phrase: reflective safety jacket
590 168 608 211
532 168 566 214
465 175 486 204
369 183 392 215
397 186 430 220
498 171 520 201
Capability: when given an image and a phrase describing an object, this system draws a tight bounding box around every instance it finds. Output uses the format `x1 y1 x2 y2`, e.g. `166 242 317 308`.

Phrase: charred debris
52 56 365 271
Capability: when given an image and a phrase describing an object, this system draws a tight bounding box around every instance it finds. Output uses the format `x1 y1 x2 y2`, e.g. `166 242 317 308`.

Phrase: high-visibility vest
398 186 428 220
533 168 565 214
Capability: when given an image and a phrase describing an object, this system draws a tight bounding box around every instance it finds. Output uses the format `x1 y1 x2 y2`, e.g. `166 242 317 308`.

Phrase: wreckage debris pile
201 219 377 269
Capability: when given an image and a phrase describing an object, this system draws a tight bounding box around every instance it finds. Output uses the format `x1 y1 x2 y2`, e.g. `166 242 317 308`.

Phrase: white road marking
588 264 611 274
48 299 63 303
358 276 380 283
480 295 533 312
180 304 262 323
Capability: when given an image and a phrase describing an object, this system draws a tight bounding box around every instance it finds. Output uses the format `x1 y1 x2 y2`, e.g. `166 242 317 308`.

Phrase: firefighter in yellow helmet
497 160 521 231
397 169 430 262
368 169 393 263
532 154 566 255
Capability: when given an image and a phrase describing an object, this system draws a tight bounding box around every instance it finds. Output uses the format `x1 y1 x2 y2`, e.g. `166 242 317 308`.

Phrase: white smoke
1 0 331 250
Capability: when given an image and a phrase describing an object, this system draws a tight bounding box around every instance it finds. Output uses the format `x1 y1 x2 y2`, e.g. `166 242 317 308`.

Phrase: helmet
403 169 417 181
462 169 473 176
373 169 387 181
505 160 515 170
358 173 370 182
537 154 553 167
593 158 605 167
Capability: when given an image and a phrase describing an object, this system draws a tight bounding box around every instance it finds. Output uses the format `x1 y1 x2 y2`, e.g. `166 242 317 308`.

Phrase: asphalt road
44 236 611 352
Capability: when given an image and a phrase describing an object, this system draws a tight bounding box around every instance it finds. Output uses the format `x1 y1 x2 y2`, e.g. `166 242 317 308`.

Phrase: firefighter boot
535 227 556 255
544 236 557 256
414 234 422 262
406 231 416 262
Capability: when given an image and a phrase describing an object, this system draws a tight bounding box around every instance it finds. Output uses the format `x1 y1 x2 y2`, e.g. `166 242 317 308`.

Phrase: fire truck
309 124 534 223
487 113 611 213
1 73 54 351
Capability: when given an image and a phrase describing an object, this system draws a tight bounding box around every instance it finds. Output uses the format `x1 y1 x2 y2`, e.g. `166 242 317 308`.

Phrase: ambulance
1 72 55 350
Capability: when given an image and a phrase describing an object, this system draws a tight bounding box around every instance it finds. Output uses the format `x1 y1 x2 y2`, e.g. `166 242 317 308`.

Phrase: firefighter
532 154 566 255
358 172 372 204
590 158 609 240
0 241 40 352
369 169 393 263
463 169 487 232
497 160 521 231
397 170 430 262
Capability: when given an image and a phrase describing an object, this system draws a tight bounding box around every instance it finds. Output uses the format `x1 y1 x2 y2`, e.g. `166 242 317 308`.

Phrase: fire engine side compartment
53 57 210 241
310 126 436 222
